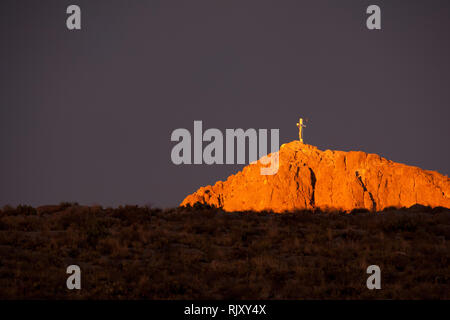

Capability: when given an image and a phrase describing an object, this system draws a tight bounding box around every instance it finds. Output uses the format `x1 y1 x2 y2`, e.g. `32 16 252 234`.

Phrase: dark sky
1 0 449 208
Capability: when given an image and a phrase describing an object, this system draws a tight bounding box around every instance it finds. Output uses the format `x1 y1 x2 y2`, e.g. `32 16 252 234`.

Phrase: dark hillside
0 204 449 299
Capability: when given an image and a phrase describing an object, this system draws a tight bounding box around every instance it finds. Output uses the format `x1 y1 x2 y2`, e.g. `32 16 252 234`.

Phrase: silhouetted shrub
192 202 217 210
408 204 432 212
350 208 370 214
16 205 37 216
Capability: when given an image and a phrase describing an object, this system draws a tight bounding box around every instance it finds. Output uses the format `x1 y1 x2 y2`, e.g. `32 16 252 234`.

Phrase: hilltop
181 141 450 212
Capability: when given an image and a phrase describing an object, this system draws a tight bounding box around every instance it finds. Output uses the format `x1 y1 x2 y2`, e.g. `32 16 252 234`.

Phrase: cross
296 118 306 143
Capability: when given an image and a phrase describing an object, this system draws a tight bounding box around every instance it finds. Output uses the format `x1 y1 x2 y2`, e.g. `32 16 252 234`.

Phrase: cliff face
181 141 450 212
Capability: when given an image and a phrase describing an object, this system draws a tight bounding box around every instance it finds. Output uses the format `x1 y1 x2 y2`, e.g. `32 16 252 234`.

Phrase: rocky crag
181 141 450 212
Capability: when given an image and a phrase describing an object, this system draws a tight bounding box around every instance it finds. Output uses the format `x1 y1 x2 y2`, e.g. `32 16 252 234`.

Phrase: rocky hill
181 141 450 212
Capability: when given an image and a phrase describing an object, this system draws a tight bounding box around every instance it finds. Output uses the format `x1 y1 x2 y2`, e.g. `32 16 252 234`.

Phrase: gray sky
1 0 449 208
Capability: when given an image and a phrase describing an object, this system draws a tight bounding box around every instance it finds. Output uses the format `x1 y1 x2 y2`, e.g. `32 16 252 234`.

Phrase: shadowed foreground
0 204 449 299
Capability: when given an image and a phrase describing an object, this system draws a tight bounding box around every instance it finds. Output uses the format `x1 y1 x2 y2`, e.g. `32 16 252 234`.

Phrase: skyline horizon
1 0 449 208
4 137 448 209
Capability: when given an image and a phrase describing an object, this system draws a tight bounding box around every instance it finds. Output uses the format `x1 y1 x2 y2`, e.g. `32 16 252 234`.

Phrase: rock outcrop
181 141 450 212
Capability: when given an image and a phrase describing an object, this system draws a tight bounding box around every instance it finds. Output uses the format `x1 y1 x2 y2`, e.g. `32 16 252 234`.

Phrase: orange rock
180 141 450 212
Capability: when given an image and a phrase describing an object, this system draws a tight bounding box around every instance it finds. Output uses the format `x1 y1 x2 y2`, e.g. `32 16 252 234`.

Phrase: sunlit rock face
181 141 450 213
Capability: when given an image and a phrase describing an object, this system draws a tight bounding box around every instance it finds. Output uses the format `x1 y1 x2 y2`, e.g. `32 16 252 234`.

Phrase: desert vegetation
0 203 449 299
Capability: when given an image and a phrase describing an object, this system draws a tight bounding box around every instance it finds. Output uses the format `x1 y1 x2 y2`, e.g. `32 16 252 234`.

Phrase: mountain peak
181 142 450 212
